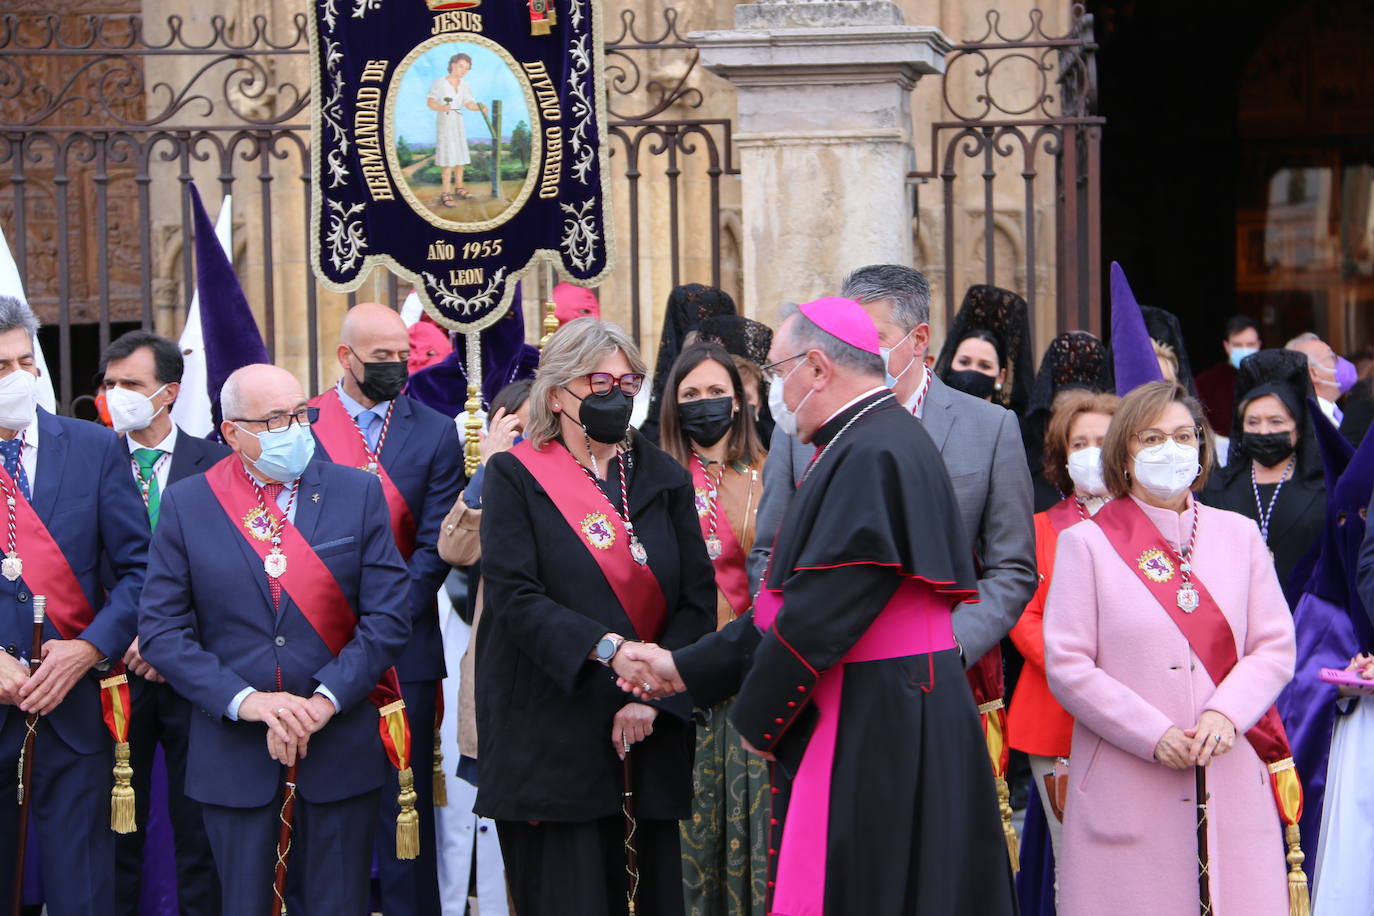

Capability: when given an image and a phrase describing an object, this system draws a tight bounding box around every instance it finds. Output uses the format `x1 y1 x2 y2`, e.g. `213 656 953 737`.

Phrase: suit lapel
291 460 326 546
168 430 211 485
379 396 414 468
31 410 67 521
920 377 956 455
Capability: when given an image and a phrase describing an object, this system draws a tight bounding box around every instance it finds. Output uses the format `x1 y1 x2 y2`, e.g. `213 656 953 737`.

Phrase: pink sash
755 579 957 916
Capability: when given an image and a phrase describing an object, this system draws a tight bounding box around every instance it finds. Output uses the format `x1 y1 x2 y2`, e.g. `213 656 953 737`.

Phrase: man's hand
480 407 523 466
1153 725 1194 769
1184 710 1237 766
238 691 323 745
266 729 307 766
305 693 337 734
740 735 776 762
17 639 101 715
122 637 164 684
611 702 658 760
0 652 29 705
614 642 685 700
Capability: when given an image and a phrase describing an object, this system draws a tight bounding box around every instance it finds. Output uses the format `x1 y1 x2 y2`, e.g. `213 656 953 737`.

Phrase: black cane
1196 765 1212 916
11 595 45 916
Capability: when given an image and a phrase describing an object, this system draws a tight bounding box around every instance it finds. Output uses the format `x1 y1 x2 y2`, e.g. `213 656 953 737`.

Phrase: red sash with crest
688 459 752 616
1091 496 1309 907
309 388 418 559
510 440 667 641
204 457 420 855
0 463 137 831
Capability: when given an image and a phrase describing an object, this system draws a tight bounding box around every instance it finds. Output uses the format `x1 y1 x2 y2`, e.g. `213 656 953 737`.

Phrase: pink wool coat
1044 496 1295 916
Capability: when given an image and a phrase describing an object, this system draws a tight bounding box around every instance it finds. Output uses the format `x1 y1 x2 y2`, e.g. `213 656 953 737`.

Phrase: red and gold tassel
100 672 137 833
1267 760 1309 915
978 698 1018 872
378 699 419 860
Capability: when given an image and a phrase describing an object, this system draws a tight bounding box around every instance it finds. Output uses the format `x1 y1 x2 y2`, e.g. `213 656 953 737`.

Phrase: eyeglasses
232 406 319 432
1132 426 1201 449
583 372 644 397
761 353 807 382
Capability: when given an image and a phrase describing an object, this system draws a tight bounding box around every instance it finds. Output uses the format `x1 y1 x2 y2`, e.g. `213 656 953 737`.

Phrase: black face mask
1245 431 1296 468
678 396 736 447
945 369 997 400
350 352 409 403
569 388 633 444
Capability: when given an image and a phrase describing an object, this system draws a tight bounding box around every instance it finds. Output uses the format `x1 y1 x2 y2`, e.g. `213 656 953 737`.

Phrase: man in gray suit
749 264 1036 667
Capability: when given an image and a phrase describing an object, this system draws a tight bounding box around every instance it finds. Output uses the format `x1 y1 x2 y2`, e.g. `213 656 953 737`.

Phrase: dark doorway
1091 0 1374 370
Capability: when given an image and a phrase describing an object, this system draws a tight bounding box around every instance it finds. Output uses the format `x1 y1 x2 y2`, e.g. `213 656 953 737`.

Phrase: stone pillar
689 0 949 319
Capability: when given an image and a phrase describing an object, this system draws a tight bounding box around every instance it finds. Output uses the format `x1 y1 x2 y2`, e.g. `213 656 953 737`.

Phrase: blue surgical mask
1228 346 1258 370
880 329 917 388
236 422 316 482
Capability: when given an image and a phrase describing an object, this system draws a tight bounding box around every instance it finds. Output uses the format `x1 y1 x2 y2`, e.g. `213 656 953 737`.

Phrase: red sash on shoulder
1045 494 1084 535
1091 496 1307 868
0 463 137 830
510 440 667 641
203 459 412 774
309 388 418 559
688 459 752 616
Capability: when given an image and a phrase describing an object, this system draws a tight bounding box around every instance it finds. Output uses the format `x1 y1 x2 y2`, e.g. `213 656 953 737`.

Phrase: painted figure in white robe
426 53 487 208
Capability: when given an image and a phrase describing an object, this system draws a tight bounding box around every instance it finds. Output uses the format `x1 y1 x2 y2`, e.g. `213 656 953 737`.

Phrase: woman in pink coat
1044 381 1296 916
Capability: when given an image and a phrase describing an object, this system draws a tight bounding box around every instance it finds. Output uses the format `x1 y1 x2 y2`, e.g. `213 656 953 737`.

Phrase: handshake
611 642 685 701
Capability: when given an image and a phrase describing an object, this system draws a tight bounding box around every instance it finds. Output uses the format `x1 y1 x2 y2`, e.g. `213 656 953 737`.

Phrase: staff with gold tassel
271 763 299 916
622 742 639 915
1195 766 1212 916
10 595 45 916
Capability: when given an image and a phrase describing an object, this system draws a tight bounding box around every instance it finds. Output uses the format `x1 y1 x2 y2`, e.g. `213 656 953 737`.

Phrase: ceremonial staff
271 763 299 916
1195 766 1212 916
11 595 45 916
622 744 639 915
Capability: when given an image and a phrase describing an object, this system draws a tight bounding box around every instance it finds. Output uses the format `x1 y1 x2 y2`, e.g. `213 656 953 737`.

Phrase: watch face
597 637 616 660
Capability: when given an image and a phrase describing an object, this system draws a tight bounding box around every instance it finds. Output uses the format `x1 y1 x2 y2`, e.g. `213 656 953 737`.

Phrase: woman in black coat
1201 348 1325 604
475 317 716 915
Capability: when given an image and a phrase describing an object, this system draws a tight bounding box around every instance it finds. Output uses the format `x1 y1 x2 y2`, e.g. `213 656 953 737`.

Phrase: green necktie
132 448 165 528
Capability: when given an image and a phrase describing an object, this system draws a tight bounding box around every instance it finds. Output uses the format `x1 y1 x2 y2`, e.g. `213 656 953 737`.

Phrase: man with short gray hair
750 265 1037 669
0 295 151 912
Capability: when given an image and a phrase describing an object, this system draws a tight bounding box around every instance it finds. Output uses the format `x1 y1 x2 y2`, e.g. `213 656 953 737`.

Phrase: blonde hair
525 317 647 448
1101 381 1215 498
1151 338 1179 382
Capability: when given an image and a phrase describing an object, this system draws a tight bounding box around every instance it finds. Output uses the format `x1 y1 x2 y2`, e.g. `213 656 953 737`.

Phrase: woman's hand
1153 726 1194 769
479 407 522 466
1338 653 1374 697
611 703 658 760
1184 710 1238 766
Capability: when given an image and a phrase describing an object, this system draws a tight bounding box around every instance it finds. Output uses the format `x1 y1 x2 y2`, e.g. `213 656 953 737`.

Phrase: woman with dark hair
1044 381 1300 916
656 342 768 914
640 284 738 444
695 313 776 446
933 284 1034 413
1201 349 1325 601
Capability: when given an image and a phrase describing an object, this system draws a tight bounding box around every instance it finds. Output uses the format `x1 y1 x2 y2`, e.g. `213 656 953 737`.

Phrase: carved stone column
690 0 948 318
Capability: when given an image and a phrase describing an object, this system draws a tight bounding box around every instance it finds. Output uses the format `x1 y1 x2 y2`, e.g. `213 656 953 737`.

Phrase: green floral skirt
680 697 771 916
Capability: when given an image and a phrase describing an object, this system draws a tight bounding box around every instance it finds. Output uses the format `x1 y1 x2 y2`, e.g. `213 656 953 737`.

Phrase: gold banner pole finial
541 262 559 351
464 333 483 476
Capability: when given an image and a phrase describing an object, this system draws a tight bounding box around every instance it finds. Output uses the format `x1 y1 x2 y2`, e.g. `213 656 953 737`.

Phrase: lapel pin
311 493 321 503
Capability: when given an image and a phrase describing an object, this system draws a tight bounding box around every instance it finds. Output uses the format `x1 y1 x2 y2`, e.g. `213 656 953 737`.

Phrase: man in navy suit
309 302 463 914
0 296 150 914
100 330 228 916
140 363 411 915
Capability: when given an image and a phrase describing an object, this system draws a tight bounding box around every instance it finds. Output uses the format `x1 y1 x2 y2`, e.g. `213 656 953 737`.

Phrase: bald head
337 302 410 406
221 364 305 422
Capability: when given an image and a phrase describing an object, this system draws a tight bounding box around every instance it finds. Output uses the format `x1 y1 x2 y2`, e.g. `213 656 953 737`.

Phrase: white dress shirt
125 424 178 495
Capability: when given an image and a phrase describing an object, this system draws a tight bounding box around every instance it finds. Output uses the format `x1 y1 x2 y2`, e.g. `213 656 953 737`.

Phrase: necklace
694 453 726 560
574 440 648 565
356 398 395 475
0 471 22 582
909 368 932 418
1250 455 1294 550
245 467 300 579
1167 503 1202 613
800 393 894 486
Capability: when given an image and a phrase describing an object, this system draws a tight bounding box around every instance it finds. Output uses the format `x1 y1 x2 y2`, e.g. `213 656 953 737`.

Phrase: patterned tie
261 482 284 610
132 448 165 528
0 438 30 501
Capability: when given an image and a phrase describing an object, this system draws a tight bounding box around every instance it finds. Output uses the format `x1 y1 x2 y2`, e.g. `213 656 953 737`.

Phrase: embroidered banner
309 0 614 331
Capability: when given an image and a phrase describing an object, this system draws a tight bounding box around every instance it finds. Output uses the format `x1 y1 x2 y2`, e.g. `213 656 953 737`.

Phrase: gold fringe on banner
995 774 1019 872
432 728 448 808
111 740 137 834
396 766 420 860
1285 823 1309 916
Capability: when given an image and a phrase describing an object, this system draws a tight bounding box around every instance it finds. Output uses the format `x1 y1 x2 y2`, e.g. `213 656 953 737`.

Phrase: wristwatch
594 633 626 667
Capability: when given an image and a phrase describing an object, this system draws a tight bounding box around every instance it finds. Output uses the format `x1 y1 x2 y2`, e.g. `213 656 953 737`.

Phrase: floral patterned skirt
680 697 771 916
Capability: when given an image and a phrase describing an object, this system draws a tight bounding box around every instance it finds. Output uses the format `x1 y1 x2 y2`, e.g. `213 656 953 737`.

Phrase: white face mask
1132 439 1199 502
1066 446 1108 497
106 384 168 434
767 360 812 439
0 370 38 432
880 329 916 389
